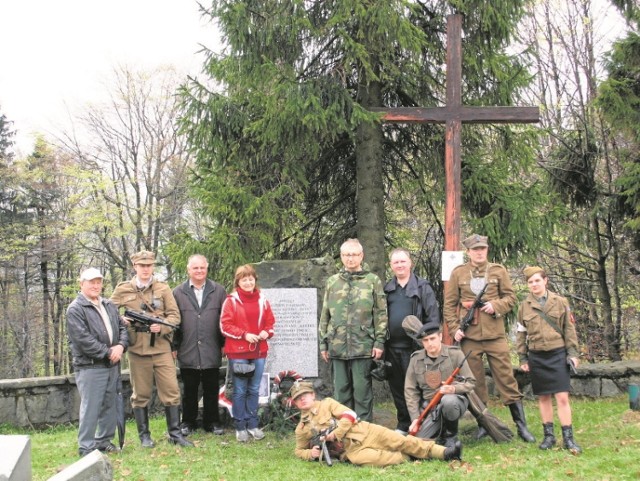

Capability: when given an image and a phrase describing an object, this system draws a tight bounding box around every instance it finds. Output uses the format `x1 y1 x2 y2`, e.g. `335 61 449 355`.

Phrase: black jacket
66 294 128 370
173 279 226 369
384 273 440 348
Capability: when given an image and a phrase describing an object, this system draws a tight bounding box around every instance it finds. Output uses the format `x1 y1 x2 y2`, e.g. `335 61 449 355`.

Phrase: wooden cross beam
373 14 539 252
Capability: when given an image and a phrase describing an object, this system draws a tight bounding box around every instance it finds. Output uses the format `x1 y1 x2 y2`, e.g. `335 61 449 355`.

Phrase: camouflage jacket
319 268 387 359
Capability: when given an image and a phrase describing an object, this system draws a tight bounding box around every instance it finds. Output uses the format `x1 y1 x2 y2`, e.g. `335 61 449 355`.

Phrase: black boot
508 401 536 443
539 422 556 450
166 406 194 447
561 425 582 454
439 418 459 448
133 407 155 448
443 440 463 461
475 425 489 440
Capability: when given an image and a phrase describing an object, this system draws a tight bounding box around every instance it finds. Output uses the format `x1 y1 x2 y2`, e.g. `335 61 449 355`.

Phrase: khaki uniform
295 398 445 466
443 261 520 404
404 345 476 420
516 290 579 363
110 278 181 407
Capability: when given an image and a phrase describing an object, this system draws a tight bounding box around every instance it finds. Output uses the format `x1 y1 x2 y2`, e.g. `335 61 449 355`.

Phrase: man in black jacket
383 248 440 434
173 254 227 435
67 267 128 456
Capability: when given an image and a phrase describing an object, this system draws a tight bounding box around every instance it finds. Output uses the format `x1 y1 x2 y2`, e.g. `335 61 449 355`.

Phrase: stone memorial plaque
261 288 318 378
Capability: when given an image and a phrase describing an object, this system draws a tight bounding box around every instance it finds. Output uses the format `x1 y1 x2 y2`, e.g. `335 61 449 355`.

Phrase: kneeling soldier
292 381 461 467
404 316 476 447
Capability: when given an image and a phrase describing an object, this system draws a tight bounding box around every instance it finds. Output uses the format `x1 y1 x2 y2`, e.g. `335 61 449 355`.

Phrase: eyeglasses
341 253 362 258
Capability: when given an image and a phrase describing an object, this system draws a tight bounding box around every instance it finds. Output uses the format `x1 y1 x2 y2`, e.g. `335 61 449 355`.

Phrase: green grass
8 397 640 481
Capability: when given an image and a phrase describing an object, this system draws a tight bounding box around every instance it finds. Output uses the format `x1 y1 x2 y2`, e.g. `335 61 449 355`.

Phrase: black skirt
528 347 571 395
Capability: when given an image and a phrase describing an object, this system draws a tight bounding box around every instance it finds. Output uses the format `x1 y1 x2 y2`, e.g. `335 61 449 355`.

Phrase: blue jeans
229 358 265 430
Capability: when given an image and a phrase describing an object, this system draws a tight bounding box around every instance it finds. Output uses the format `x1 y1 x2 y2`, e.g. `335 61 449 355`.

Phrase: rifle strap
536 308 565 341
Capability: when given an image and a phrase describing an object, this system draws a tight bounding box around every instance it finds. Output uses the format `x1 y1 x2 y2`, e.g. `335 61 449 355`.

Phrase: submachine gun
310 421 339 466
456 283 488 345
123 309 180 347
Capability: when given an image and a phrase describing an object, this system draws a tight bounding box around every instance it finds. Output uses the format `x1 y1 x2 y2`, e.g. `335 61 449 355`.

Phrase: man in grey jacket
66 268 128 457
173 254 227 435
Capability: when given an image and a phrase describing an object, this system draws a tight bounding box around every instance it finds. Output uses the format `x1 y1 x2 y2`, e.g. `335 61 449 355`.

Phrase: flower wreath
274 369 303 407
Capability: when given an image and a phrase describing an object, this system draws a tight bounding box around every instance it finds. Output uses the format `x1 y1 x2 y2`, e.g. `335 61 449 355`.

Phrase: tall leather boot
561 425 582 454
539 422 556 450
165 405 194 447
133 407 155 448
508 401 536 443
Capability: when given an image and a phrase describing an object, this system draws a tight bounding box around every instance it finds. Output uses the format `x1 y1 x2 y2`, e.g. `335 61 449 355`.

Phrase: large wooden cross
373 14 539 252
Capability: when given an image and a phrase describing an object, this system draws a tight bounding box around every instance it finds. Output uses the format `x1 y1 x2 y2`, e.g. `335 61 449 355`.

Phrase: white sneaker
236 430 249 442
247 427 265 440
395 429 408 436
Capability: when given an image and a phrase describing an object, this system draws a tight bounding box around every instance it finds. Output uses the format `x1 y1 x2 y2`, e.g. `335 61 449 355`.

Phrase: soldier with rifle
111 250 193 448
443 234 536 443
291 381 461 467
403 316 475 448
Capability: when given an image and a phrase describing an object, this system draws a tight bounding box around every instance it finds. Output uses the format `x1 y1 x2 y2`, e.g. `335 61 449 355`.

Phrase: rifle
409 351 471 436
123 309 180 347
456 284 488 344
310 422 338 466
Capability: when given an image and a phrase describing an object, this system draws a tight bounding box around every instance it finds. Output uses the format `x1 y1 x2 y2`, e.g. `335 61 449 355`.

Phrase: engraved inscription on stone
261 288 318 378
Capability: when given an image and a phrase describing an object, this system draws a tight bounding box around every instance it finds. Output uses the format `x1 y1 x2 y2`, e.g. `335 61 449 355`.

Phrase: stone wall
2 361 639 428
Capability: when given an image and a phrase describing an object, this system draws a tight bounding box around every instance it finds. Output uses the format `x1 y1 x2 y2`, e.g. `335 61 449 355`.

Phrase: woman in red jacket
220 264 276 442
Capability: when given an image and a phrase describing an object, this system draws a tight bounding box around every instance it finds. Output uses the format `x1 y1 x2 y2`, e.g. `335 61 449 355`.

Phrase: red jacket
220 290 275 359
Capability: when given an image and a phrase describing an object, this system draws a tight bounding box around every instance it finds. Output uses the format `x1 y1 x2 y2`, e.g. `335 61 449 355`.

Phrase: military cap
130 250 156 265
80 267 103 281
289 380 315 400
462 233 488 249
523 266 545 280
415 319 442 339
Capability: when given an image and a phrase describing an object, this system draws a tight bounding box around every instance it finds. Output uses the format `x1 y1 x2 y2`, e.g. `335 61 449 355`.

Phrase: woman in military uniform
516 266 581 454
291 381 461 466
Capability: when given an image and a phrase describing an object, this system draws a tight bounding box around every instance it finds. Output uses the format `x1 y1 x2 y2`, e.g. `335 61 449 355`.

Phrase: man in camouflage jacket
319 239 387 422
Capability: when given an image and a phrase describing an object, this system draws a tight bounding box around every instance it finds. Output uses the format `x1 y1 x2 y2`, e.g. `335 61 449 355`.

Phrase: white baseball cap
80 267 104 281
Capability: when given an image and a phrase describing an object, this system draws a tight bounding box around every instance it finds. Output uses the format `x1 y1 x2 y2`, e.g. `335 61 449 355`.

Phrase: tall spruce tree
179 0 559 281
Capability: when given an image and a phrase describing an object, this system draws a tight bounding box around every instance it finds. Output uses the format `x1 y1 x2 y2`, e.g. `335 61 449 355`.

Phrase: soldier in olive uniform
291 381 461 466
319 239 387 422
517 266 581 453
443 234 535 443
110 250 192 447
404 317 475 447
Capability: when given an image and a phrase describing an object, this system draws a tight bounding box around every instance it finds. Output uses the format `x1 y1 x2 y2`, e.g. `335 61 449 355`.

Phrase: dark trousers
180 367 220 428
386 346 413 432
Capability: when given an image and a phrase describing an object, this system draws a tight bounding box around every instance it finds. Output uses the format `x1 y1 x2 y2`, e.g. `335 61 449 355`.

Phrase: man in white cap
66 267 128 456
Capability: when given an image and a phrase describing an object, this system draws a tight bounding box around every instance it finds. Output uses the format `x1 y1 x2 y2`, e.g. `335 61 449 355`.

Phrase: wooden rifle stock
408 350 471 436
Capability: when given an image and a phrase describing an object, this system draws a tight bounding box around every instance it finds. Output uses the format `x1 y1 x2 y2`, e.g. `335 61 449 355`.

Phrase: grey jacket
173 279 226 369
66 293 128 370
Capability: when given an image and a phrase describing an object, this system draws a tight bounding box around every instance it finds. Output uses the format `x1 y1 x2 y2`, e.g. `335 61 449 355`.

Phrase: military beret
289 380 315 400
462 234 488 249
130 250 156 265
523 266 544 280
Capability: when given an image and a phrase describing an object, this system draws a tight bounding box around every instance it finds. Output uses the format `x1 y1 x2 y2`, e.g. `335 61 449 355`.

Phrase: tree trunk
355 78 386 280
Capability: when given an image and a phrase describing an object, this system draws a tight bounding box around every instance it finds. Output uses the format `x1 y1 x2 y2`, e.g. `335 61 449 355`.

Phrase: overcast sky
0 0 219 155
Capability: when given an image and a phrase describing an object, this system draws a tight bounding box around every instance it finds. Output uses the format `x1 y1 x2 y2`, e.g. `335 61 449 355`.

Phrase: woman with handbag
516 266 582 454
220 264 276 442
